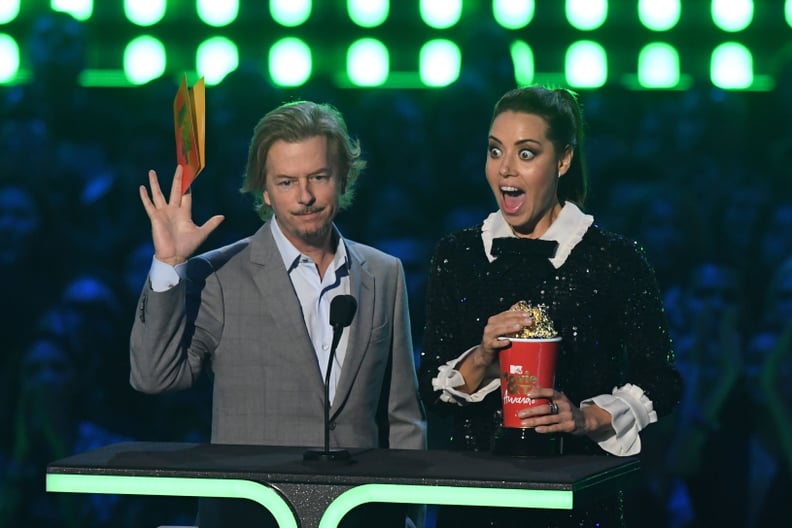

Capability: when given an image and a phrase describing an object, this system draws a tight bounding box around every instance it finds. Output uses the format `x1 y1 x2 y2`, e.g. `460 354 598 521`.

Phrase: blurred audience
1 9 791 528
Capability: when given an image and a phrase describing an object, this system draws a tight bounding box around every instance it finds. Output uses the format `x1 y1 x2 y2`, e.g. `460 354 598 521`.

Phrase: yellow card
173 74 206 194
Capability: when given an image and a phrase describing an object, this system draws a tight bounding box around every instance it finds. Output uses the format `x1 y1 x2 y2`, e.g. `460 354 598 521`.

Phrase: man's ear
263 190 271 207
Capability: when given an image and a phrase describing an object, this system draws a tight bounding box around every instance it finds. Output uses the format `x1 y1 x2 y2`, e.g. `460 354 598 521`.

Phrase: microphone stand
303 322 351 462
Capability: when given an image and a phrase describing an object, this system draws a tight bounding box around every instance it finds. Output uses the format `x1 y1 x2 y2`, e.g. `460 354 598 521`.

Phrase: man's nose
298 180 315 204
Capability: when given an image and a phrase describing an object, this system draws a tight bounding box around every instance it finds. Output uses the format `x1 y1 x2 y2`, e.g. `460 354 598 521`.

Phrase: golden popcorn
508 301 558 338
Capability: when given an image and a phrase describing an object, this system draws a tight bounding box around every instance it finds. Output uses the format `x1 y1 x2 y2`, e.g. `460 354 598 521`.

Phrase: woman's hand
457 307 534 393
517 388 613 436
139 166 224 266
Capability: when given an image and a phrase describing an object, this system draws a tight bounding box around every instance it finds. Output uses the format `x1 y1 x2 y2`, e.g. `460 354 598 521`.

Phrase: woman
418 86 682 527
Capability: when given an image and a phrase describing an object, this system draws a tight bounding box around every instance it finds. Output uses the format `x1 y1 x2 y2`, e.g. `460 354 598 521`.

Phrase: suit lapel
249 224 325 391
331 241 374 417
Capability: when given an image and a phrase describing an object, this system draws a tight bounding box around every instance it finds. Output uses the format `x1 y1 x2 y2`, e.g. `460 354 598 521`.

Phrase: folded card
173 74 205 194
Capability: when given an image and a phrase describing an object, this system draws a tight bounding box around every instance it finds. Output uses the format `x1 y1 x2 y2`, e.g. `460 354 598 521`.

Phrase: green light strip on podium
46 474 297 528
319 484 573 528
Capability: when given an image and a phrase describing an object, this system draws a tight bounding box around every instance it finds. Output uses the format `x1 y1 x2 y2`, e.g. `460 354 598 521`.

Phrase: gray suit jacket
130 223 426 450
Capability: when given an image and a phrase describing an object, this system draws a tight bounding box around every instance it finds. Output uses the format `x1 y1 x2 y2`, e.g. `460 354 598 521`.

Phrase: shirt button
329 422 336 430
322 344 329 351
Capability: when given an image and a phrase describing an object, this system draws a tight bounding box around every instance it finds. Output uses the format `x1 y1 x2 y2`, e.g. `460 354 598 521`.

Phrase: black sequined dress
419 223 682 527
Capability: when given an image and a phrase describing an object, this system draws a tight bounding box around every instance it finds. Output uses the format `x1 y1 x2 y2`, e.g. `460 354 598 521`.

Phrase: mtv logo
510 365 522 374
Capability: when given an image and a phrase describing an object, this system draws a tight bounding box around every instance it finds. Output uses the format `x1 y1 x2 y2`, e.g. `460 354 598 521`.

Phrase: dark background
1 3 791 527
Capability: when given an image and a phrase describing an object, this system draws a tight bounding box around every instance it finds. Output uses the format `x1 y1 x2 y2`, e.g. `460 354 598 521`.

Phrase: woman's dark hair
492 86 588 206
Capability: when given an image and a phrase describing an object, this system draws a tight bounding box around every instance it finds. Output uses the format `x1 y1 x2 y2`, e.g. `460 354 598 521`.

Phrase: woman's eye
519 149 534 160
488 146 502 157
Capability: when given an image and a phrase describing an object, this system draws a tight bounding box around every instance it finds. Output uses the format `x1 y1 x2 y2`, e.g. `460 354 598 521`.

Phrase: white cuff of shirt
431 346 501 405
581 383 657 456
149 256 187 292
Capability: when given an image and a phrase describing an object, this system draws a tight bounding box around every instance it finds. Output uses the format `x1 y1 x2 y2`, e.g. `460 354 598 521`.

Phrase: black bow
490 237 559 259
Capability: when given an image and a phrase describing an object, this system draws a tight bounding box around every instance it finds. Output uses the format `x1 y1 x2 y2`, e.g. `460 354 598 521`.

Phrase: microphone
303 294 357 462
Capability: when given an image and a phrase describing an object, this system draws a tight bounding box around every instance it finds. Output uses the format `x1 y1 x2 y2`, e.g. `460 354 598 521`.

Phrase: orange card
173 74 206 194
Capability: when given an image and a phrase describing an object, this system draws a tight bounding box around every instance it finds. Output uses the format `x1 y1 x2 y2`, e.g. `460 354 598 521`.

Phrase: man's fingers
169 165 184 204
139 185 156 216
148 169 168 208
200 215 225 235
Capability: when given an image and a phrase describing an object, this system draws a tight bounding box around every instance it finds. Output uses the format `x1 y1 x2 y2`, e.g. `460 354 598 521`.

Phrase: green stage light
0 0 19 24
50 0 92 21
566 0 607 31
348 0 388 28
711 41 753 88
124 35 166 85
419 0 462 29
712 0 753 32
197 0 238 27
124 0 165 27
271 0 311 27
494 0 534 30
565 40 607 88
787 0 792 27
419 39 460 87
347 38 388 86
0 34 19 83
638 0 680 31
638 42 679 88
197 37 238 85
511 40 535 86
269 37 311 87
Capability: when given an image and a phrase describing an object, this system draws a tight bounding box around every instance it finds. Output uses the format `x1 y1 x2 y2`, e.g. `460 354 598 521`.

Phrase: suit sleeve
387 259 428 449
129 257 222 394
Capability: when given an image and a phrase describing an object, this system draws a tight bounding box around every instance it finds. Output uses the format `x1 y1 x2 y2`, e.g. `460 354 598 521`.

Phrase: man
131 101 426 527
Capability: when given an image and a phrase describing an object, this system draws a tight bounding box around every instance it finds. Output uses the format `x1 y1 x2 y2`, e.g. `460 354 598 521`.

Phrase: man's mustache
294 207 324 215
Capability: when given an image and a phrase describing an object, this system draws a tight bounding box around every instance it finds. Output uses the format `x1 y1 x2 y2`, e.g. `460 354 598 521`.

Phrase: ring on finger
548 401 559 415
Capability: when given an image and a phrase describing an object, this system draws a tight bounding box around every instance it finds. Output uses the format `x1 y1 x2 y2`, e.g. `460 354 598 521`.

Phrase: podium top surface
47 441 638 492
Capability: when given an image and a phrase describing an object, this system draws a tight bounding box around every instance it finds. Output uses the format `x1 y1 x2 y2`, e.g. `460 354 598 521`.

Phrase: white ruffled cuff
431 346 501 405
581 383 657 456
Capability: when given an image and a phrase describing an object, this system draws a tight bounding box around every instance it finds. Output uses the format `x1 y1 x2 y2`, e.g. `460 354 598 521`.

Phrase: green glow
712 0 753 32
348 0 388 28
46 474 297 528
637 0 680 31
711 42 753 89
269 37 312 87
494 0 534 30
124 0 165 26
419 39 460 87
123 35 166 85
0 34 19 83
511 40 535 86
319 484 574 528
197 37 238 85
347 38 389 86
787 0 792 27
419 0 462 29
50 0 93 21
638 42 679 88
566 0 607 31
197 0 238 27
565 40 607 88
79 69 134 87
270 0 311 27
0 0 19 24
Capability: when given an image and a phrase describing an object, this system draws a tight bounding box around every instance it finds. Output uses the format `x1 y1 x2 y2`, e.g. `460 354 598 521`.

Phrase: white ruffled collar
481 202 594 268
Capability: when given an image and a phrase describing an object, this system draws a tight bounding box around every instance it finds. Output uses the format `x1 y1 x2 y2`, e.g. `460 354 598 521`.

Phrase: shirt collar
481 202 594 268
269 217 347 273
